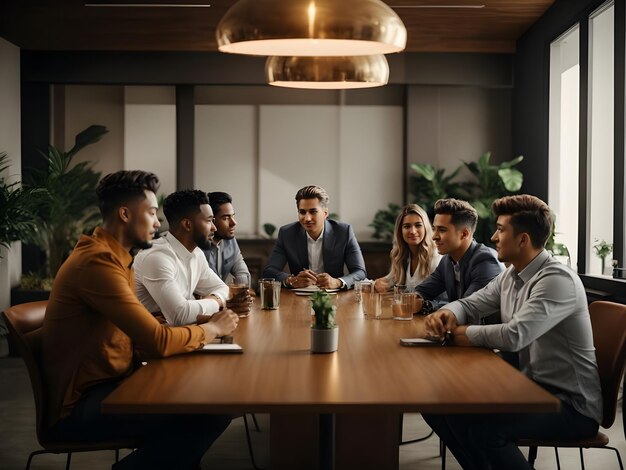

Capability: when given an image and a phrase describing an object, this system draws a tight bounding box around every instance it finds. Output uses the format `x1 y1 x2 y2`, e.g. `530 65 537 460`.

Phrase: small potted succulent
310 291 338 353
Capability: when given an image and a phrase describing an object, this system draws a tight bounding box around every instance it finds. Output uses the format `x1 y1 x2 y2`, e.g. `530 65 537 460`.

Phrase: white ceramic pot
311 327 339 353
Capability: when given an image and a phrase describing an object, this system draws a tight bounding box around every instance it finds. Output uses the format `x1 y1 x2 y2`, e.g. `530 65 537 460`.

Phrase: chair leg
243 414 266 470
607 446 624 470
115 449 120 463
554 447 561 470
440 439 446 470
65 452 72 470
579 447 585 470
528 446 538 466
251 413 261 432
399 414 435 445
26 449 52 470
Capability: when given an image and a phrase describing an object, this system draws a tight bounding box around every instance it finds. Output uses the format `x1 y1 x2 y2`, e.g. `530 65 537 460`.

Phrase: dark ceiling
0 0 556 54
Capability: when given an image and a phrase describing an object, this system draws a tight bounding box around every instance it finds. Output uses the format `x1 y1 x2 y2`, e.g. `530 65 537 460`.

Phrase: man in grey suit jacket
203 191 250 282
417 199 503 317
262 185 367 290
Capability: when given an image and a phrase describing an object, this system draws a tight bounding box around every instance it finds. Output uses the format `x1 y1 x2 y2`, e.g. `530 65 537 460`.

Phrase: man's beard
196 234 213 251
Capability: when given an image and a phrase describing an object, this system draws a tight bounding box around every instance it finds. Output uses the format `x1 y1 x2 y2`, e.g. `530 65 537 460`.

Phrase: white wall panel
124 86 176 198
259 106 340 233
194 105 256 236
339 106 404 239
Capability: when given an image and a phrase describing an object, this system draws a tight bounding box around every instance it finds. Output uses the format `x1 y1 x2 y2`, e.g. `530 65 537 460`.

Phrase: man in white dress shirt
134 190 248 325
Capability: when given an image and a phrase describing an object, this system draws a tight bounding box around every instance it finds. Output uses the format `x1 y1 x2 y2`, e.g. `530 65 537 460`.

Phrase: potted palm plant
0 152 42 354
311 291 338 353
25 125 106 280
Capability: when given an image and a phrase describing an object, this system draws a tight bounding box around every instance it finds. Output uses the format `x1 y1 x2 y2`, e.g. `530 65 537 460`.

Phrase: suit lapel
296 226 309 270
322 220 335 273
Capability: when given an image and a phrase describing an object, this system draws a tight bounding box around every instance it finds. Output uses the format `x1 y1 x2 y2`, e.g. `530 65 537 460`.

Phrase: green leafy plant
0 152 42 254
408 163 470 220
593 239 613 273
262 223 276 238
372 153 525 245
369 203 401 241
463 152 524 245
311 291 337 329
545 213 571 265
25 125 107 278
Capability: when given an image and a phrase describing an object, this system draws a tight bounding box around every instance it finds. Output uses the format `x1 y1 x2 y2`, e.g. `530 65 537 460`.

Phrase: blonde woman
374 204 441 293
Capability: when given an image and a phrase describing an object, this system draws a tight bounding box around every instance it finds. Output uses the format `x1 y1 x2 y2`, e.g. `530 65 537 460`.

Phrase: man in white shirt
134 190 249 326
424 195 601 470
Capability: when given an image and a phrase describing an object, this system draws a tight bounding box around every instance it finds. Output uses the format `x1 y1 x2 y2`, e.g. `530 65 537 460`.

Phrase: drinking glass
228 273 250 301
259 278 281 310
360 281 379 318
393 292 423 321
228 273 251 316
354 280 363 302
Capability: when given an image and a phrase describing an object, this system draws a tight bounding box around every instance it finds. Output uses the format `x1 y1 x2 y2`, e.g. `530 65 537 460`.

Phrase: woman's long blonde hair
387 204 436 284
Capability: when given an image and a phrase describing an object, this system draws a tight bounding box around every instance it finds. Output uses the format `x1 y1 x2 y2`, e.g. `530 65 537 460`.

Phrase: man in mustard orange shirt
42 170 239 469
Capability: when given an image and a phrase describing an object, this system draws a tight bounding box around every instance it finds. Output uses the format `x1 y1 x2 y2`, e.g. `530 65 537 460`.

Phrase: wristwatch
285 275 296 288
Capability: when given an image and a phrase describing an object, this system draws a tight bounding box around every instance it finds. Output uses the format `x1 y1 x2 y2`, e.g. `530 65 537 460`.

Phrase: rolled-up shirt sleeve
465 268 579 352
140 253 220 326
195 262 229 305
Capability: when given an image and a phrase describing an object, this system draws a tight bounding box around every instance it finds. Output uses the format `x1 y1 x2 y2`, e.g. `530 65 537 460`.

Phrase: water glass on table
259 278 281 310
393 292 423 321
354 280 364 302
228 273 251 316
360 280 379 318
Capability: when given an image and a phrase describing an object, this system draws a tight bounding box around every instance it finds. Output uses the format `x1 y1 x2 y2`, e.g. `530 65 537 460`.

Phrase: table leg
334 413 401 470
270 413 320 470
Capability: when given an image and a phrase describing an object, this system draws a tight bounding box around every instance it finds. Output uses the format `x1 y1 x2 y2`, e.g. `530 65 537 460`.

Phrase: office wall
64 85 124 178
408 86 512 175
124 86 177 197
0 38 22 312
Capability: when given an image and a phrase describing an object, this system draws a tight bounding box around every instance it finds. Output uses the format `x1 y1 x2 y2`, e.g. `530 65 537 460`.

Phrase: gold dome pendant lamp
265 55 390 89
216 0 405 89
216 0 407 56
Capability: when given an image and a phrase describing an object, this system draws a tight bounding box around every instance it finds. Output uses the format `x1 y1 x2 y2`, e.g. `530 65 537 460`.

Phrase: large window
549 26 580 269
548 0 625 281
587 1 615 276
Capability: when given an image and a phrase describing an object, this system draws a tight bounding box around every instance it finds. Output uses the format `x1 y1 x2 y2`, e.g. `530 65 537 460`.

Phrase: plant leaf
498 168 523 192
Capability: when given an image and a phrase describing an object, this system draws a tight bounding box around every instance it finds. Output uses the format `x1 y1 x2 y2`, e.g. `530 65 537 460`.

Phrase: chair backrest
3 301 49 443
589 301 626 429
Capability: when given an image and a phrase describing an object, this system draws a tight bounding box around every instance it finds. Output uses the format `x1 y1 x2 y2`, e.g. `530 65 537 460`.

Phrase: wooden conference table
103 290 559 469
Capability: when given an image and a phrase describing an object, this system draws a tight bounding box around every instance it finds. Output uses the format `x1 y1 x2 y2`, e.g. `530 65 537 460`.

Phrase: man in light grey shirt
203 191 250 282
424 194 601 470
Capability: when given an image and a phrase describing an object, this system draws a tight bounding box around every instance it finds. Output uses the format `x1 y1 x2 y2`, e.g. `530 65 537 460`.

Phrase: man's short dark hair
163 190 210 228
295 185 329 208
434 198 478 232
492 195 553 249
96 170 160 219
208 191 233 216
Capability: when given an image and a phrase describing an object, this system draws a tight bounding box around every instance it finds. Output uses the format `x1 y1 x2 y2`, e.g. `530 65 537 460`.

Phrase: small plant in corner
311 291 337 330
592 239 613 274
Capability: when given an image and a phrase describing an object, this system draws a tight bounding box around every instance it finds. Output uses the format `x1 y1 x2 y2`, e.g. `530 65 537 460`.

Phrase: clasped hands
423 309 458 341
226 288 256 316
289 269 342 290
